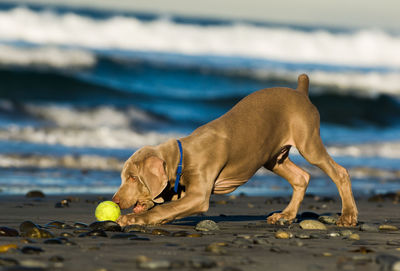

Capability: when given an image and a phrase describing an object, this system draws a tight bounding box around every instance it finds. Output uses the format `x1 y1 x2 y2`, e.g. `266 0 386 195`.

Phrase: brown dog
113 74 358 227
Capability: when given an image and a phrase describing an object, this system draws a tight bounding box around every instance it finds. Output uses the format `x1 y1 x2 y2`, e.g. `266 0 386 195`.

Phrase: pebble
22 227 54 239
276 218 291 226
172 231 189 237
205 242 228 254
60 232 74 237
387 240 400 246
195 220 219 232
48 256 64 263
187 233 202 238
295 233 311 239
25 190 45 198
19 221 39 233
79 230 108 238
359 223 379 232
275 230 293 239
348 233 360 240
376 254 400 271
340 230 353 237
123 225 146 233
43 238 64 245
19 259 48 268
0 256 19 266
89 221 121 232
318 215 337 225
111 233 138 239
327 232 340 237
73 222 88 229
0 244 18 253
55 199 69 208
151 229 171 236
129 236 150 241
189 257 217 269
138 260 172 269
299 220 327 230
0 227 19 237
45 221 72 229
20 246 44 254
379 224 399 231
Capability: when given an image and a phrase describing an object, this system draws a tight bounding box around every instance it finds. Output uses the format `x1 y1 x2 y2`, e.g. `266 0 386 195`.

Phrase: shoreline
1 193 400 270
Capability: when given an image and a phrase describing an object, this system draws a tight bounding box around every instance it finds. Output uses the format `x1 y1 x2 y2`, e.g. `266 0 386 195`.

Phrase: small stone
79 230 108 237
19 259 48 268
189 257 217 269
0 227 19 237
111 233 138 239
151 229 171 236
43 238 63 244
0 256 19 266
299 220 327 230
22 228 55 239
348 233 360 240
21 246 44 254
55 199 69 208
60 232 74 237
187 233 202 238
123 225 146 233
129 236 150 241
340 230 353 237
45 221 72 229
48 256 64 263
73 222 88 229
89 221 121 232
0 244 18 253
275 230 292 239
73 229 90 234
318 216 337 225
205 242 228 254
379 224 399 231
195 220 219 232
376 254 400 271
216 200 228 205
359 223 379 232
277 218 291 226
295 233 311 239
327 232 340 237
387 240 400 246
393 261 400 271
138 260 171 269
25 190 45 198
19 221 39 233
172 231 189 237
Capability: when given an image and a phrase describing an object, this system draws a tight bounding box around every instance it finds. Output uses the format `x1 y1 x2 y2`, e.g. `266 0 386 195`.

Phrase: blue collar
174 139 183 193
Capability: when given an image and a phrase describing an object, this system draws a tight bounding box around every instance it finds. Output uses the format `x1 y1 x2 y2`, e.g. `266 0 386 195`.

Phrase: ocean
0 3 399 196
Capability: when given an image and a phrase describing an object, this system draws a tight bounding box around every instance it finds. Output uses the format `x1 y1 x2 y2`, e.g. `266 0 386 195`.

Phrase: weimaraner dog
113 74 358 227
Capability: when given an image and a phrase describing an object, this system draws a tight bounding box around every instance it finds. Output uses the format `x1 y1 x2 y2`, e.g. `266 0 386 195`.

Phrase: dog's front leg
117 189 211 226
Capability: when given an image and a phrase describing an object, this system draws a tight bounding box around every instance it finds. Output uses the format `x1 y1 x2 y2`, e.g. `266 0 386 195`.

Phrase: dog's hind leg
296 131 358 227
266 157 310 225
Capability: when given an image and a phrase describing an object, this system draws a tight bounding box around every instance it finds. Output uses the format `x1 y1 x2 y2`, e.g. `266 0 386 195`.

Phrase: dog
113 74 358 227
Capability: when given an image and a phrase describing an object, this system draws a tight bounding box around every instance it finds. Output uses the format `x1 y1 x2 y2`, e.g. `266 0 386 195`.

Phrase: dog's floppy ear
142 156 168 200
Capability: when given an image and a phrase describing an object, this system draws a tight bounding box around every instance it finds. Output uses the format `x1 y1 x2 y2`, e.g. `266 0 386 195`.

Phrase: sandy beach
1 193 400 271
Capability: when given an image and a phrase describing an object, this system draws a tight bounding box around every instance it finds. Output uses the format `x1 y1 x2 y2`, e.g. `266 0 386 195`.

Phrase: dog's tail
296 74 309 96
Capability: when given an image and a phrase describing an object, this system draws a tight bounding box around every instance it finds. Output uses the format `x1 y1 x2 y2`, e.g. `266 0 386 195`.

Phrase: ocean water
0 3 399 196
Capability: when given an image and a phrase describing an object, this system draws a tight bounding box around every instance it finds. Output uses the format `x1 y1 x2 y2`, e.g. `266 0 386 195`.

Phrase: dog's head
112 147 168 213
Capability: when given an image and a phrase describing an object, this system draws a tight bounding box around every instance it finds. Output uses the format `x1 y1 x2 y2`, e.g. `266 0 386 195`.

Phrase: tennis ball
95 201 121 221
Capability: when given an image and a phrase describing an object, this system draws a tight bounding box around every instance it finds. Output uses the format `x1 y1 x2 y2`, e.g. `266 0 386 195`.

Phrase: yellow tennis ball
95 201 121 221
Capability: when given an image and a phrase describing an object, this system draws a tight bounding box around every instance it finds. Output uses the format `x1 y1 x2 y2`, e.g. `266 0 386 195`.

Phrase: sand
1 193 400 271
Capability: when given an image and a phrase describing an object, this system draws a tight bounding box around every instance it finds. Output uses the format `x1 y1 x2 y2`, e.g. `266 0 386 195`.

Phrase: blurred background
0 0 399 196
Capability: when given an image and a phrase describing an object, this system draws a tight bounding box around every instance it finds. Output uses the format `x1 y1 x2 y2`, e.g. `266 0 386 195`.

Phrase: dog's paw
266 212 294 225
116 214 145 227
336 213 357 227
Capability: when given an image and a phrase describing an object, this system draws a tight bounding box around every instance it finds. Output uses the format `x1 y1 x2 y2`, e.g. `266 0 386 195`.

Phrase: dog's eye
129 176 138 182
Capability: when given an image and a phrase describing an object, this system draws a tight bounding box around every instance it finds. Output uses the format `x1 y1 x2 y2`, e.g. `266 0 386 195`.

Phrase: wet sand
1 193 400 271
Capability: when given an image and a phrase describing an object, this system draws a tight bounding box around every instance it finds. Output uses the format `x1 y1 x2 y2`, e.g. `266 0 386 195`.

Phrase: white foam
1 7 400 69
0 44 95 68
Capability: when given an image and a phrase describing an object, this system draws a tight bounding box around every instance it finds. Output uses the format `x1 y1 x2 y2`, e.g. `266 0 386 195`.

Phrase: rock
111 233 138 239
73 229 90 234
277 218 291 226
205 242 228 254
0 227 19 237
393 261 400 271
138 260 172 269
55 199 69 208
327 232 340 237
60 232 74 237
195 220 219 232
79 229 108 237
187 233 202 238
359 223 379 232
20 246 44 254
348 233 360 240
73 222 88 229
172 231 189 237
387 240 400 246
45 221 72 229
151 229 171 236
318 216 337 225
299 220 327 230
275 230 292 239
379 224 399 231
0 256 19 266
129 236 150 241
89 221 121 232
19 221 39 233
376 254 400 271
19 259 48 268
25 190 45 198
0 244 18 253
189 257 217 269
123 225 146 233
295 233 311 239
43 238 64 244
340 230 353 237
